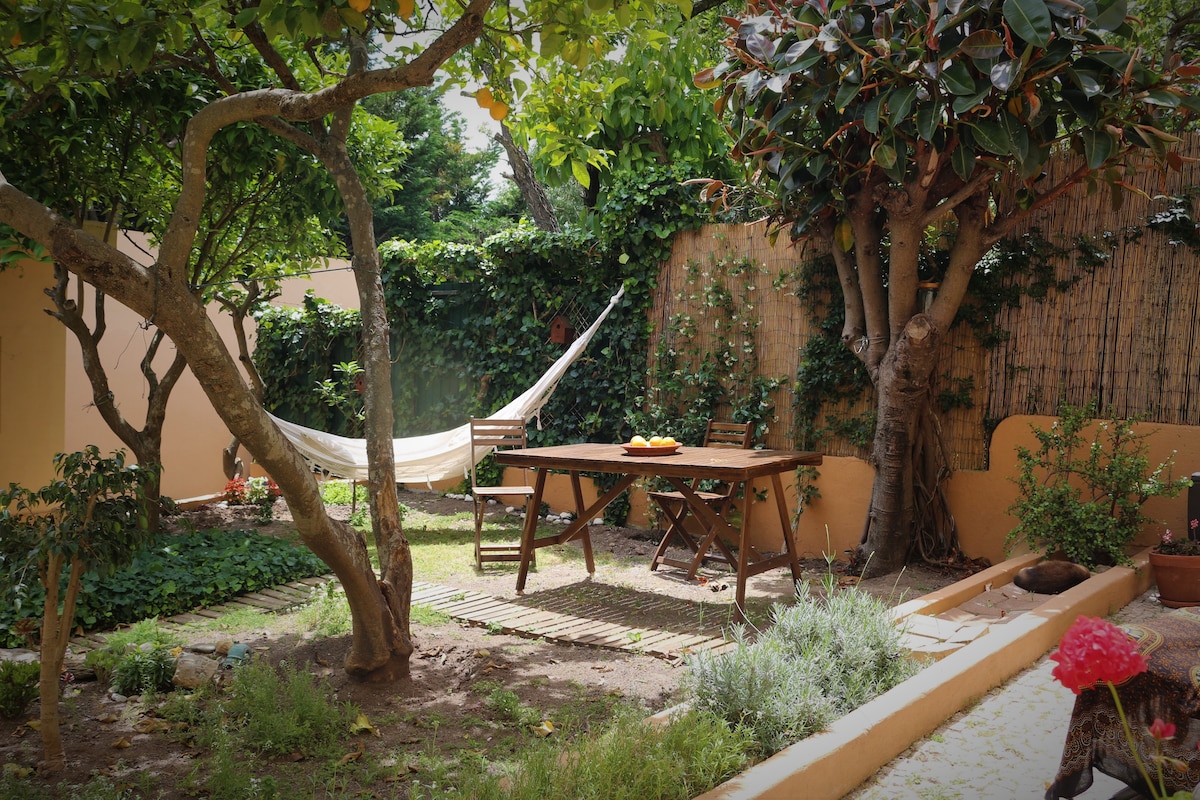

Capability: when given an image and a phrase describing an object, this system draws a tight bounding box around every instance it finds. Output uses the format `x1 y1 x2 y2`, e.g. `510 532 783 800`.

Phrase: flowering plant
1155 520 1200 556
1051 615 1196 799
224 476 280 506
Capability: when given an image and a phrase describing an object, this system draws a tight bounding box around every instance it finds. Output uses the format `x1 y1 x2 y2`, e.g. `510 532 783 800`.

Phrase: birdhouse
550 316 576 344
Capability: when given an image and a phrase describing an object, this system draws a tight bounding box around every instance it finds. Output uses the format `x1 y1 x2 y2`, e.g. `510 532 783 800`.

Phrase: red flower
1149 718 1176 741
1050 616 1147 694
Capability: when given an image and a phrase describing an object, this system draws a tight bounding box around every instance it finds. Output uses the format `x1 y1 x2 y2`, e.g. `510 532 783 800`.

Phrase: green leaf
939 62 977 96
960 30 1004 61
915 101 943 141
1003 0 1052 48
834 77 861 111
1092 0 1127 31
874 142 897 170
951 141 975 180
571 159 591 189
863 95 882 133
971 118 1012 155
1081 128 1114 169
990 60 1022 91
887 85 918 126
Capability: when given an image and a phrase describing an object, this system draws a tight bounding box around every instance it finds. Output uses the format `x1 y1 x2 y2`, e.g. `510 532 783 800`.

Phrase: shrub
685 577 917 757
110 646 177 696
1006 400 1192 569
220 661 352 757
0 660 40 719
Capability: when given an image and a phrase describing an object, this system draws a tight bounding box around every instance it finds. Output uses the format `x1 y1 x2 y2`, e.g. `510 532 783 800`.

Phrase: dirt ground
1 491 979 798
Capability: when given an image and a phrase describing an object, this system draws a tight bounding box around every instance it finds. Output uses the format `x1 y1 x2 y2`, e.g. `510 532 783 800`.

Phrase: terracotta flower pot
1148 551 1200 608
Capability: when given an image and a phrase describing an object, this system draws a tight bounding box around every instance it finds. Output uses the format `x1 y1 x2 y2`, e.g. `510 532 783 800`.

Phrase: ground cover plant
0 489 956 799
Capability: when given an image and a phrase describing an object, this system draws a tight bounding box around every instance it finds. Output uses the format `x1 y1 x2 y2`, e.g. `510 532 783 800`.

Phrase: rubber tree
0 0 671 686
700 0 1200 575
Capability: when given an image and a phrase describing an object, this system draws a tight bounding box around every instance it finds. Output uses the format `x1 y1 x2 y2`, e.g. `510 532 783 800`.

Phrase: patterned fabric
1047 607 1200 798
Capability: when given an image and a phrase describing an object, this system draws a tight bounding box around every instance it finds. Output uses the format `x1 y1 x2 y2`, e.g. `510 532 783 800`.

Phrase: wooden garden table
493 443 823 622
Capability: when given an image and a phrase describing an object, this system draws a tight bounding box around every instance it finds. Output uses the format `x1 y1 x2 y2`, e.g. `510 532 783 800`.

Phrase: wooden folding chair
469 418 536 570
648 420 753 576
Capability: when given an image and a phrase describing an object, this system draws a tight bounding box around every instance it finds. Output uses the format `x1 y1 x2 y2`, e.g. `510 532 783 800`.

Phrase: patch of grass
294 582 353 638
423 707 752 800
411 605 451 626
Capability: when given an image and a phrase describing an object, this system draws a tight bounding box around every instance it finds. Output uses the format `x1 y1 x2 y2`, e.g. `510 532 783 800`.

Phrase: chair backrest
703 420 753 450
469 418 528 488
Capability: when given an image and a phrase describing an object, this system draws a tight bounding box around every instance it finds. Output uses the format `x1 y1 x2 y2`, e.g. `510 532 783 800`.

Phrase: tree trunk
857 314 945 577
494 123 560 232
45 268 185 531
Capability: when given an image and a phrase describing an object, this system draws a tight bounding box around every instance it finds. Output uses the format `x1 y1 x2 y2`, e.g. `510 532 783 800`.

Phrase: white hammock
269 286 625 485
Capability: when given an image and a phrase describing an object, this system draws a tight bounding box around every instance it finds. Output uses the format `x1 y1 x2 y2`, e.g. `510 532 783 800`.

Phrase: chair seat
473 485 535 497
648 489 726 504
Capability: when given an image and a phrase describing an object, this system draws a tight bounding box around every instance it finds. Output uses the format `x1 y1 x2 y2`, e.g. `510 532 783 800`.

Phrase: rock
110 692 129 703
173 652 219 688
186 643 217 655
0 649 39 664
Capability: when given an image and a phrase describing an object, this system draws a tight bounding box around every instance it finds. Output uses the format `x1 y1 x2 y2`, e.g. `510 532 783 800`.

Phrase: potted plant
1005 400 1192 571
1149 520 1200 608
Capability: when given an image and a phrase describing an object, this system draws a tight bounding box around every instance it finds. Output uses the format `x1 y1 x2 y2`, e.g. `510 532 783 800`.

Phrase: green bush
220 660 353 758
1006 400 1192 569
685 578 918 757
0 529 328 647
0 660 40 719
110 646 176 696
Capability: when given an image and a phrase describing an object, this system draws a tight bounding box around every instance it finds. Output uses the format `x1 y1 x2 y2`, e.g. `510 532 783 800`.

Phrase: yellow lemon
348 0 370 13
629 435 648 447
661 436 676 447
648 436 665 447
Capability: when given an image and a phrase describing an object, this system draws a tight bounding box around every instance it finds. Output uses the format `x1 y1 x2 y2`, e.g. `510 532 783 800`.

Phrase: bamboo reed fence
651 134 1200 470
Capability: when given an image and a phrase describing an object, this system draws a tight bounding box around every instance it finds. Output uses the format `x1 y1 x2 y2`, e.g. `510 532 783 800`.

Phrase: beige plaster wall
0 259 67 492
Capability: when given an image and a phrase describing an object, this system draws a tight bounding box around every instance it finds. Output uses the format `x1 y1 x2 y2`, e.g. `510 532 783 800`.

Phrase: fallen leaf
337 749 363 766
474 649 490 658
112 737 132 749
350 713 379 737
315 653 329 667
96 713 120 724
607 688 625 698
24 720 40 731
288 751 306 762
591 665 613 672
2 764 33 778
134 718 172 733
532 720 554 737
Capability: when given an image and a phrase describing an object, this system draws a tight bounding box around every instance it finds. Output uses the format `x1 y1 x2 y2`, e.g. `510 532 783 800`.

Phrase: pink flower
1050 616 1147 695
1149 718 1176 741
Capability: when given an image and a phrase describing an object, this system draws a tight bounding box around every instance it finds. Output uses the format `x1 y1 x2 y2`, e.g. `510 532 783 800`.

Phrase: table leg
516 469 548 593
734 488 753 623
772 473 802 584
569 472 595 575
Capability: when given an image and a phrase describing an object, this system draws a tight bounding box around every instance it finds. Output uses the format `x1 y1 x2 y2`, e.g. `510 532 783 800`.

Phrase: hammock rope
269 285 626 485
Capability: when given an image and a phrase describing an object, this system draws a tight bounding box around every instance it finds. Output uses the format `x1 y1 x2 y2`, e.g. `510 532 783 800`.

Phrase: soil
1 491 979 798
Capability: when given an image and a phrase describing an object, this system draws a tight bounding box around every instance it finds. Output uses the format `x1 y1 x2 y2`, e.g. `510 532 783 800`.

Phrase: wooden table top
494 443 822 481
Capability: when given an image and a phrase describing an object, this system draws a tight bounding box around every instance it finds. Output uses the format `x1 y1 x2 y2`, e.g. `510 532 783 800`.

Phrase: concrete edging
693 552 1156 800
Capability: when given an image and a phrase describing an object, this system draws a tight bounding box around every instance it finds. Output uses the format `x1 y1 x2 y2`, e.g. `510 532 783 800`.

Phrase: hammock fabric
269 286 625 485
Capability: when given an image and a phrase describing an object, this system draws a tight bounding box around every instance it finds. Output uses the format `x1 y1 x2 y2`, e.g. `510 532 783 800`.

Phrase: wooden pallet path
68 575 335 653
68 574 734 664
411 581 735 662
